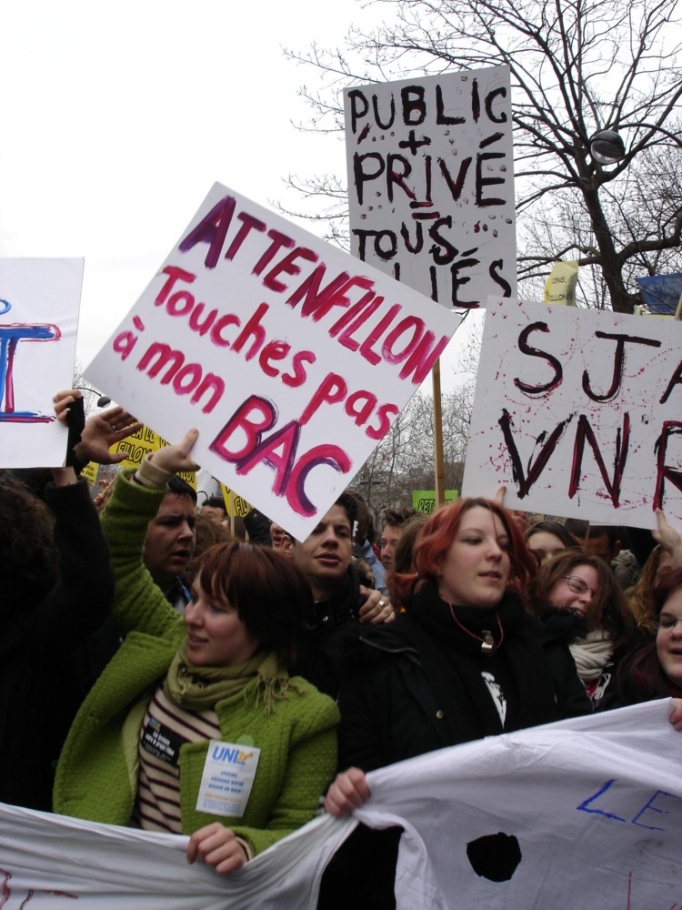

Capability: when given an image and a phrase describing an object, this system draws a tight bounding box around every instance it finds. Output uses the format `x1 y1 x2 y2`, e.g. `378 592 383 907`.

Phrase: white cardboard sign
344 66 516 309
85 184 460 540
463 298 682 529
0 259 83 468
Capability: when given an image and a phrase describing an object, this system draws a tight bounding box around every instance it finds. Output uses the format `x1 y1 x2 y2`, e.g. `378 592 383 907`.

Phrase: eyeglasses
562 575 597 598
654 615 682 632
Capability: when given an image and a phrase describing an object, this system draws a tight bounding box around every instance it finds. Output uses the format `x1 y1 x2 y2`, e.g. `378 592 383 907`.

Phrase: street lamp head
589 129 626 165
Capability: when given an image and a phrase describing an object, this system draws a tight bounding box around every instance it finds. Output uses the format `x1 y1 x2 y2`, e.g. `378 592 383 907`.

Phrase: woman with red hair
318 497 590 909
612 567 682 706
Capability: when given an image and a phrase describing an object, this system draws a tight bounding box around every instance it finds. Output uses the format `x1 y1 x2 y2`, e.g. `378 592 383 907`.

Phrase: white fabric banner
1 702 679 909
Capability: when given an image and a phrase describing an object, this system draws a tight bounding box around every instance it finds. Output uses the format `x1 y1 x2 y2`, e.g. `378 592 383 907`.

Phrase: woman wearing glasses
526 551 637 708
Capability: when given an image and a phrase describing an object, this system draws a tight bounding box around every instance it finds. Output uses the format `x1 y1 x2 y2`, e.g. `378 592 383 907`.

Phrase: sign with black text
344 66 515 309
463 298 682 529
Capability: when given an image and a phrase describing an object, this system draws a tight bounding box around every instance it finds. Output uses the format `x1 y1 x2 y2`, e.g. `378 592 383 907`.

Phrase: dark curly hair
0 475 59 612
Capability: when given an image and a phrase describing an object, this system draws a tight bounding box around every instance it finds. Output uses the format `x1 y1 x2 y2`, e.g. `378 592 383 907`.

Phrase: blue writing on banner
577 778 681 831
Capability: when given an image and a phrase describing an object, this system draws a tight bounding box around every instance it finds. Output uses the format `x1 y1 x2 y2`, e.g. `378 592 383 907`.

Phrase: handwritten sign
0 259 83 468
344 66 515 309
462 298 682 529
1 702 679 908
85 184 459 540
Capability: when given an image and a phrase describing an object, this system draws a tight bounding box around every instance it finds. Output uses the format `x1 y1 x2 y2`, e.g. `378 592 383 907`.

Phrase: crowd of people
2 390 681 908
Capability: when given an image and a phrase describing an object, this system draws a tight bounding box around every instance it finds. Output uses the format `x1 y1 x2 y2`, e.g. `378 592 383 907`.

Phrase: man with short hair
347 489 388 595
291 494 394 697
199 495 226 524
563 518 621 563
563 518 639 587
380 508 417 572
143 475 197 612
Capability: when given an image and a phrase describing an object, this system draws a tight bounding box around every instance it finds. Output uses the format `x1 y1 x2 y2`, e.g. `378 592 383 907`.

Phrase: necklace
447 602 504 656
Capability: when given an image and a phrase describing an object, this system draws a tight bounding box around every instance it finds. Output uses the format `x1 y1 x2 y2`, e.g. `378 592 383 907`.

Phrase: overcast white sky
0 0 477 393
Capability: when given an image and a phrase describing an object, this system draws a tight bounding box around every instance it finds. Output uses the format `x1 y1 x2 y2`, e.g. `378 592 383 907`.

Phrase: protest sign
0 259 83 468
544 260 579 305
344 66 515 309
412 489 458 514
463 298 682 529
1 702 679 909
85 184 459 540
220 482 252 518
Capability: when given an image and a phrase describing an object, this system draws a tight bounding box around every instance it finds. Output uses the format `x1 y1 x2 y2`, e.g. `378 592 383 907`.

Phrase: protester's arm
99 430 198 638
27 473 115 647
187 695 339 869
230 700 339 858
652 510 682 570
20 398 118 646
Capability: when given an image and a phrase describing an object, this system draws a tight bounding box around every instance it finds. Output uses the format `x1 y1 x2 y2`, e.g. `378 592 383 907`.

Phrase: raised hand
149 428 200 476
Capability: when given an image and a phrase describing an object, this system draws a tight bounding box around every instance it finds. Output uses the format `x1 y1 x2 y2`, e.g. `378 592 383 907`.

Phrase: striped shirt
134 684 221 833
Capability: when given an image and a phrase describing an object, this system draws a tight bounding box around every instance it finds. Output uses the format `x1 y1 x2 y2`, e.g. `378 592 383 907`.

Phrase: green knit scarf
163 641 303 715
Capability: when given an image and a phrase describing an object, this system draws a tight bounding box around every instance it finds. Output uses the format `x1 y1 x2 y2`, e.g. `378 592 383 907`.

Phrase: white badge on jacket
196 740 261 818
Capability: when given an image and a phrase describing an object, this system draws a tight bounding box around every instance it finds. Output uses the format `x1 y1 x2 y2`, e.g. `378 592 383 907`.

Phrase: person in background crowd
626 511 682 633
320 497 590 909
627 545 673 634
385 513 428 608
379 508 417 573
290 495 395 698
563 519 622 564
270 520 294 556
525 520 579 566
0 390 139 811
393 513 427 572
612 567 682 714
243 508 273 546
527 551 637 707
200 495 227 524
182 512 233 585
563 518 640 588
347 489 388 595
143 474 197 613
54 429 339 874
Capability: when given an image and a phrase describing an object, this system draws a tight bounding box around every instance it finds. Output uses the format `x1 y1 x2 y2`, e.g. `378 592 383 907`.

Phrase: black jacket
337 588 590 772
319 588 590 910
0 479 115 810
294 563 367 699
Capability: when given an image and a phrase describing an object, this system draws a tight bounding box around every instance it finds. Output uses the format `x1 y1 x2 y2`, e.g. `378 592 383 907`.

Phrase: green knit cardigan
53 470 339 856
